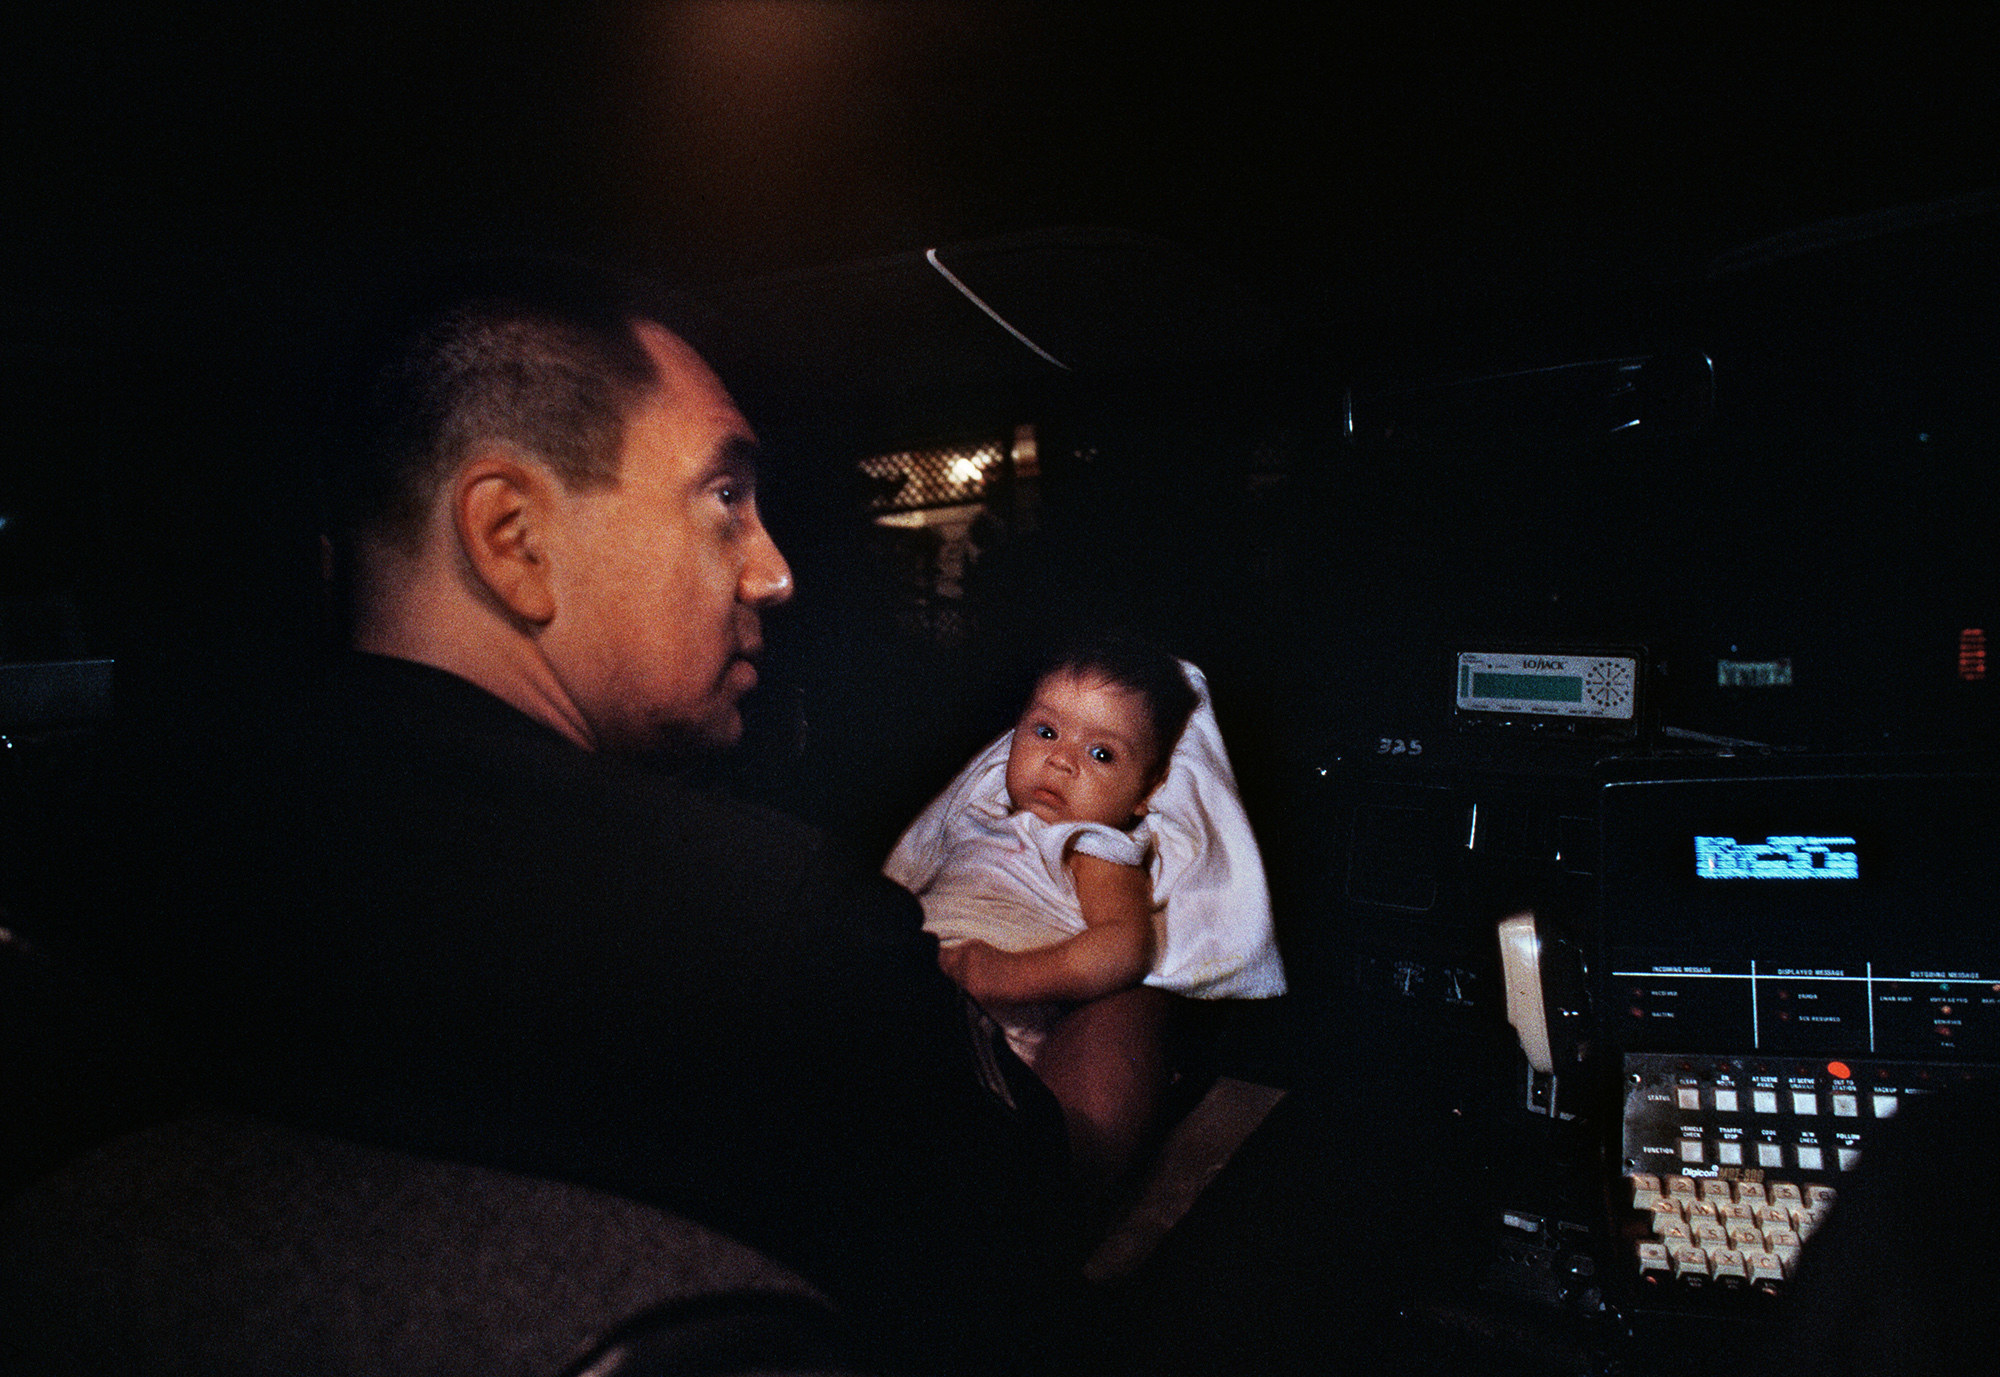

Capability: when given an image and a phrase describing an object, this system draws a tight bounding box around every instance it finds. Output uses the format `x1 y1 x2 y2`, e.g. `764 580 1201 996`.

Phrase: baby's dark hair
1034 633 1199 779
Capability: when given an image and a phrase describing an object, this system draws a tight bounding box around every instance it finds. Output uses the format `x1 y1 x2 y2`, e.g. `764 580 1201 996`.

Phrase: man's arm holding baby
938 852 1156 1005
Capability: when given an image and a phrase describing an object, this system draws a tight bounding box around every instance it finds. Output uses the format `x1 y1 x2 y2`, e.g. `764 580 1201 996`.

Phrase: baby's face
1004 670 1163 829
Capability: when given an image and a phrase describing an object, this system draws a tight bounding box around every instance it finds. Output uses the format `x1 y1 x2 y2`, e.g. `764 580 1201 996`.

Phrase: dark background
12 5 1997 359
5 3 1996 775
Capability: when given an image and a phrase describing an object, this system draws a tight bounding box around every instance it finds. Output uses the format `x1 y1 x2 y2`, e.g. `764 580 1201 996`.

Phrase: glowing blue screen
1694 835 1859 880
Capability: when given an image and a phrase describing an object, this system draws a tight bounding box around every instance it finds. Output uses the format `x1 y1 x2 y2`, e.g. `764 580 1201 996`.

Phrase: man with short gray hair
134 257 1067 1375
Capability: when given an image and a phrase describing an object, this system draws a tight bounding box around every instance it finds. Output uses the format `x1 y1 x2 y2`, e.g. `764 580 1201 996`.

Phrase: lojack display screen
1455 650 1639 722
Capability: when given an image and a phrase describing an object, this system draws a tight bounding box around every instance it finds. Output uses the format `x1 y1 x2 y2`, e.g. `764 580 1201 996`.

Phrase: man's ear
453 448 559 625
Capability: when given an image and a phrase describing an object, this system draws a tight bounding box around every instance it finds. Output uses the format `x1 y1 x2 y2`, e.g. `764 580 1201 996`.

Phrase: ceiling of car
659 227 1293 428
11 7 1992 383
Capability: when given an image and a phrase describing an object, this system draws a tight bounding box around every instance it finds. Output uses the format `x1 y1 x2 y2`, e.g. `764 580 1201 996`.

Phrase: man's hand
938 939 1029 1006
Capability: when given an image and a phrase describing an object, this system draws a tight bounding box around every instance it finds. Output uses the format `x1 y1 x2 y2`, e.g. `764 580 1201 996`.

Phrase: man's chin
616 706 743 768
684 708 746 755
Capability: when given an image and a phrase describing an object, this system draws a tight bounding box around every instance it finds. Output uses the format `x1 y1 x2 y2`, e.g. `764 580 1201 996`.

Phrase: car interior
5 10 1997 1376
9 191 1996 1377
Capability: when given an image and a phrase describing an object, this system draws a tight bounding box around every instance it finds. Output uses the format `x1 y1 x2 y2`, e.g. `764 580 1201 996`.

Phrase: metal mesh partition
856 441 1006 513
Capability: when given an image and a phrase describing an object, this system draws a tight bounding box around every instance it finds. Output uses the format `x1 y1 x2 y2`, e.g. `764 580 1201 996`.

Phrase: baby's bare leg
1035 985 1173 1193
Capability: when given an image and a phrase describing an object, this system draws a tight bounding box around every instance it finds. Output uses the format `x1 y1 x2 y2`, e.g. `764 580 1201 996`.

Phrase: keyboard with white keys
1627 1171 1827 1295
1616 1051 1999 1311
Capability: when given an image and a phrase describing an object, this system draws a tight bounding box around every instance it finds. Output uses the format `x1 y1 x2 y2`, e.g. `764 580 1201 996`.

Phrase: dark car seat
1 922 871 1377
2 1109 871 1377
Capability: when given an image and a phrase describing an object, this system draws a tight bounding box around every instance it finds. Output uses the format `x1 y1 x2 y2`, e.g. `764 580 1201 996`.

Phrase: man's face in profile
538 322 794 756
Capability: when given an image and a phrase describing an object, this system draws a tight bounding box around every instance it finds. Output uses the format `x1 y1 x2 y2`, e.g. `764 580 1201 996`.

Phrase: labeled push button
1671 1245 1710 1281
1766 1228 1802 1268
1708 1247 1748 1285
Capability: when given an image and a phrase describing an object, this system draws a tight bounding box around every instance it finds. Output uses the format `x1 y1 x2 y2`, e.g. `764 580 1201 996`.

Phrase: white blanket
884 661 1286 1003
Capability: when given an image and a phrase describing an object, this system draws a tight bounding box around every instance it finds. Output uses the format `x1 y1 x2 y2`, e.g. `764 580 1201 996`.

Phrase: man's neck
353 574 597 752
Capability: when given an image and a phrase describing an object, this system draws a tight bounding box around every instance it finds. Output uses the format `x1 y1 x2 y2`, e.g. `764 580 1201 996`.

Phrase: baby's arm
939 852 1157 1005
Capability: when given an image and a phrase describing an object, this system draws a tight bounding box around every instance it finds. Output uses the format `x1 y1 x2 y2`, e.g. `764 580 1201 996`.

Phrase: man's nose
741 528 794 607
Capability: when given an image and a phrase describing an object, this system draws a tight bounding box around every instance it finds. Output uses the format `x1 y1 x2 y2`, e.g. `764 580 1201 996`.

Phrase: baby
885 635 1285 1182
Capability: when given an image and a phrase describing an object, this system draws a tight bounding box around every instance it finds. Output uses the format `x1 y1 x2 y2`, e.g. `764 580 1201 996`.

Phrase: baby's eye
1035 724 1057 740
1089 745 1115 764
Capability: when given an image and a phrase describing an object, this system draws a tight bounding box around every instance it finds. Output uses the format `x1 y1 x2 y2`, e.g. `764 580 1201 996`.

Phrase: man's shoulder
222 651 870 900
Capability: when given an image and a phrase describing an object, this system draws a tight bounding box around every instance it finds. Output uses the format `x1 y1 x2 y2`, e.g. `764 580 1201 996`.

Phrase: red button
1827 1061 1852 1081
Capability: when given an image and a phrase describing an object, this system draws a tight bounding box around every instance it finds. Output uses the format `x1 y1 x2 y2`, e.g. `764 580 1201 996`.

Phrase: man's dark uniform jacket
108 653 1066 1368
